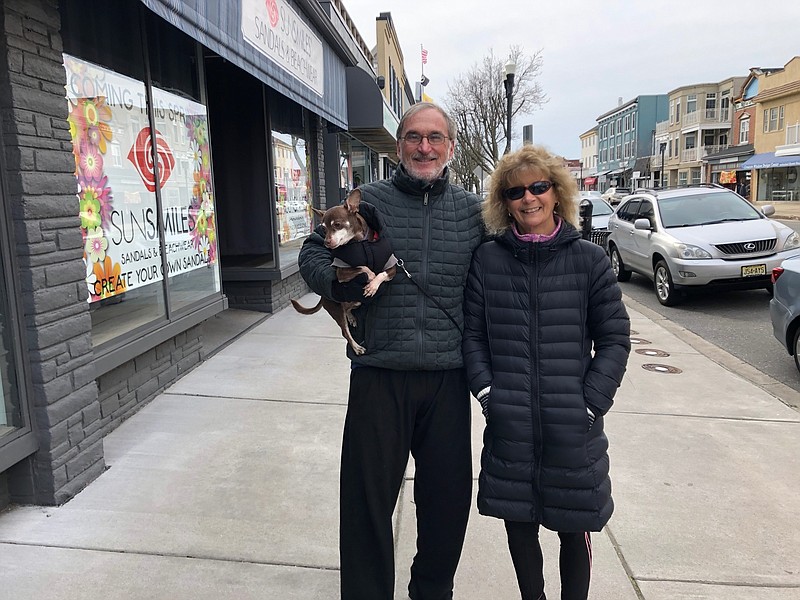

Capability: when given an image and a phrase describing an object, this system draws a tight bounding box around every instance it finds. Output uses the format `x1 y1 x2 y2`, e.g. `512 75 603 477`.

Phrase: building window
273 102 313 260
704 92 716 118
62 7 221 348
765 106 785 132
691 168 701 184
678 171 688 186
675 99 681 123
687 94 697 114
0 236 25 444
720 90 730 121
740 117 750 144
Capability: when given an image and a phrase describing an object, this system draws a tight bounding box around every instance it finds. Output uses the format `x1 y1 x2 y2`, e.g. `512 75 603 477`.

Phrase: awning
705 144 754 164
583 177 597 185
632 157 651 176
138 0 352 129
741 152 800 169
345 67 399 158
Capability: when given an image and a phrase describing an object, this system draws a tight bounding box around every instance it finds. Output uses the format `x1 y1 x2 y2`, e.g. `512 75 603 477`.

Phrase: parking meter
579 199 593 240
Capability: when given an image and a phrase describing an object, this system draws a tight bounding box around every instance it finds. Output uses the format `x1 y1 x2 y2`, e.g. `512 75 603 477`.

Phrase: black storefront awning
138 0 353 129
705 144 754 165
346 67 400 157
632 157 650 176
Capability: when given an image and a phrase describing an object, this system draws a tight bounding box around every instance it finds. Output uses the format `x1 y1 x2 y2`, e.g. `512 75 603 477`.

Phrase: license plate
741 264 766 277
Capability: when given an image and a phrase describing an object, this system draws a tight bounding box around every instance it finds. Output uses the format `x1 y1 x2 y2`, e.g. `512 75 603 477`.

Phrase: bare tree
445 46 546 187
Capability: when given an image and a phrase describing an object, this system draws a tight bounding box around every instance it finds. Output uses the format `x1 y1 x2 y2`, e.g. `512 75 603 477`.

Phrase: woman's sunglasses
502 181 553 200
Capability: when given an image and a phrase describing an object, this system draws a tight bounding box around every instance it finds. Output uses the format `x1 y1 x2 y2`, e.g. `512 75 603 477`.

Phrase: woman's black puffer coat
462 222 630 532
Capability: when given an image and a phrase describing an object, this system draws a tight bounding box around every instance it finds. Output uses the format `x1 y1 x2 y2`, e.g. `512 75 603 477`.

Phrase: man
298 102 484 600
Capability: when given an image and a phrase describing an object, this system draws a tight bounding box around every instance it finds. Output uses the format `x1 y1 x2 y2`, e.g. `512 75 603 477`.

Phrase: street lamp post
659 142 667 188
503 59 516 155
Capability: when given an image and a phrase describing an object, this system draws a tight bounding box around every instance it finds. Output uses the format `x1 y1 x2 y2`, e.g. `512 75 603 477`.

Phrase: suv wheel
794 328 800 374
609 246 632 282
654 260 680 306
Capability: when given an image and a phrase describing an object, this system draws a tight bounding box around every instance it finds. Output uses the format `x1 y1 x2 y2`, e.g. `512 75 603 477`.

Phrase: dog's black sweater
330 204 395 273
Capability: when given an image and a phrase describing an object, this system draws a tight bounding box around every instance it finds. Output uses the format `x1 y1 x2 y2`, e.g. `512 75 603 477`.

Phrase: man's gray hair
396 102 458 141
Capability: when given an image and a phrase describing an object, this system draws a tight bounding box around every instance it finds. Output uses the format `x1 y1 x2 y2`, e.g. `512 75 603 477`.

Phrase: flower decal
64 56 117 304
84 227 109 263
90 255 126 300
79 143 104 180
185 115 218 264
79 194 102 230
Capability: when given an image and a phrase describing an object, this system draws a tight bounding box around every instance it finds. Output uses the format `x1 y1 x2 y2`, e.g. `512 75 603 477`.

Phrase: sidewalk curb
622 294 800 412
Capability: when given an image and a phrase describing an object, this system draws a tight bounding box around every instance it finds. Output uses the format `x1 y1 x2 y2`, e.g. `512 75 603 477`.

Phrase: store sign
63 54 218 302
241 0 324 96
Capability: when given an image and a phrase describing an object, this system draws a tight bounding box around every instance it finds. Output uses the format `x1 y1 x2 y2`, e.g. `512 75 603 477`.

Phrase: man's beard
402 158 451 184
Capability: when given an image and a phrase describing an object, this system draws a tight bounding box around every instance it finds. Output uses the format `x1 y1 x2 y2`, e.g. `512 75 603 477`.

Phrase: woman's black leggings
504 521 592 600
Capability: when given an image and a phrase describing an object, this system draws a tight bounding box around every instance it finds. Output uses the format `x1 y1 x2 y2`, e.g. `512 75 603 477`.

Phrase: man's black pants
340 367 472 600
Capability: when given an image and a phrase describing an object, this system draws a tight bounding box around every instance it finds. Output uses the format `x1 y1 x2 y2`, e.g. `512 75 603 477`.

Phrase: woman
462 145 630 600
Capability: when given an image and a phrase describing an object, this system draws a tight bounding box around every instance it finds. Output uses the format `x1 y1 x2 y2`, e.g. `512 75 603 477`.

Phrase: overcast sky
339 0 800 159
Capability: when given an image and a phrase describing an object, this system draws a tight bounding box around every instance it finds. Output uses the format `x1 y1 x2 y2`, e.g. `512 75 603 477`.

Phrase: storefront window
271 95 314 268
758 167 800 202
350 141 378 187
63 36 221 346
273 130 312 268
0 253 22 440
64 54 167 347
152 87 221 312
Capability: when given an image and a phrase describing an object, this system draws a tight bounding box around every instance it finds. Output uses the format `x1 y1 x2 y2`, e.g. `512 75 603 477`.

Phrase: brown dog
291 189 396 355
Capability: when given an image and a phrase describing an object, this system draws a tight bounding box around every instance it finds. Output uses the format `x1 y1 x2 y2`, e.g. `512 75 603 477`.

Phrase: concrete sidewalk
2 293 800 599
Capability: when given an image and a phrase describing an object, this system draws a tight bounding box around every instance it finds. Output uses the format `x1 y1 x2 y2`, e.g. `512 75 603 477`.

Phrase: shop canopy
741 152 800 169
583 176 597 185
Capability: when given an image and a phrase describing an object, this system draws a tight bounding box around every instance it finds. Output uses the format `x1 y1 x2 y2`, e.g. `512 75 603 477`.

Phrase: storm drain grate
642 363 682 374
630 337 650 345
635 348 670 357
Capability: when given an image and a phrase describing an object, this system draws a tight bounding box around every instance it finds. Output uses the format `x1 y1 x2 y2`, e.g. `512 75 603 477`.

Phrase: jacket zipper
531 245 543 523
416 191 431 367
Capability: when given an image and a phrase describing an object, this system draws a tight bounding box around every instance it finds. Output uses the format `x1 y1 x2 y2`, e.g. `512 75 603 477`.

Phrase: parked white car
606 184 800 306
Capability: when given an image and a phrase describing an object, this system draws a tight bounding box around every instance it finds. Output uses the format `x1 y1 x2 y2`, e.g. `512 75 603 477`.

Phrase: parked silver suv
606 184 800 306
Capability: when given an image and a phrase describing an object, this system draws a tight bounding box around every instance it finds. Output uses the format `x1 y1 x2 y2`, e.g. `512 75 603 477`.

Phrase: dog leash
395 258 463 334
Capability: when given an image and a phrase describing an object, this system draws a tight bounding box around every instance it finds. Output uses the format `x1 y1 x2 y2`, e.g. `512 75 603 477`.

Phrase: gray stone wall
97 325 203 427
0 0 104 504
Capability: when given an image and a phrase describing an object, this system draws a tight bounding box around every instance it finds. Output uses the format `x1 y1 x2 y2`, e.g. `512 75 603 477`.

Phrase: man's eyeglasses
400 132 449 146
502 181 554 200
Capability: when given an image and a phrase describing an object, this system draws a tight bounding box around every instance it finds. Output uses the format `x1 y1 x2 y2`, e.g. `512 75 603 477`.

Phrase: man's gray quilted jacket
298 166 484 370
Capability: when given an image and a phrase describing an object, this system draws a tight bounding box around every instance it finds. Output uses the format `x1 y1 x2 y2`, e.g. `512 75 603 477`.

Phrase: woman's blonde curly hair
483 145 580 236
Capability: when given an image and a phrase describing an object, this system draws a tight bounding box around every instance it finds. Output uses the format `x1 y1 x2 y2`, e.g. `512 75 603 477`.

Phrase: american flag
421 47 428 64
